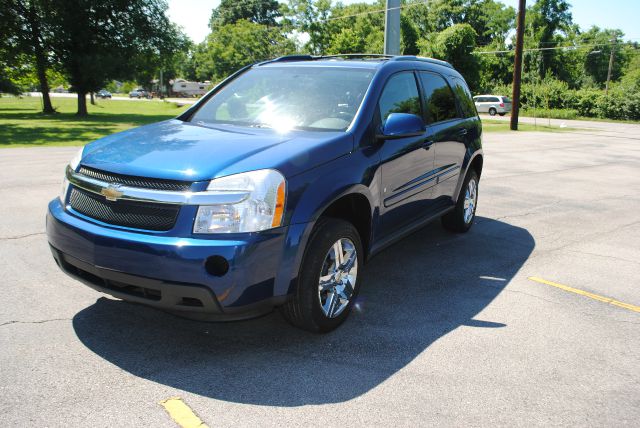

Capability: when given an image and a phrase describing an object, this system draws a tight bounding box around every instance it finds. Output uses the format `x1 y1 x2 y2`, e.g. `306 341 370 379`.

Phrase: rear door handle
458 129 468 136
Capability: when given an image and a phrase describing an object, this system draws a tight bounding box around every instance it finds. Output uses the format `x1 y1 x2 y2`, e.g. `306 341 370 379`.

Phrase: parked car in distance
128 88 151 99
473 95 511 116
96 89 111 99
48 54 483 333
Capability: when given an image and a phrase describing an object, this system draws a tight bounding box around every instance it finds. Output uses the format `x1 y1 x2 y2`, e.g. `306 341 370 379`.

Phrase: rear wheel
281 218 363 333
441 170 479 233
489 107 497 116
498 112 506 116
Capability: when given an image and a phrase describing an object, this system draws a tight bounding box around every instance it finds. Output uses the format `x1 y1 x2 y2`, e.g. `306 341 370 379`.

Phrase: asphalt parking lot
1 122 639 427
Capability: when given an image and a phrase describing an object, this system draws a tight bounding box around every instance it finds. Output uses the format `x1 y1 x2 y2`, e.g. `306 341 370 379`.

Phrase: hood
80 120 352 181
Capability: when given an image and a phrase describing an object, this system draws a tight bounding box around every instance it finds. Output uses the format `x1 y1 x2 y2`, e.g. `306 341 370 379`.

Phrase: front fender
274 149 379 296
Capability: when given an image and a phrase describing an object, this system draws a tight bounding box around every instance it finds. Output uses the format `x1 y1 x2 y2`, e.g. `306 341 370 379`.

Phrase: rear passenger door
417 72 467 201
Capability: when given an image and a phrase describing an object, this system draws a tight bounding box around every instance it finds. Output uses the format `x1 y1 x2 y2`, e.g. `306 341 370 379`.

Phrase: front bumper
47 199 305 319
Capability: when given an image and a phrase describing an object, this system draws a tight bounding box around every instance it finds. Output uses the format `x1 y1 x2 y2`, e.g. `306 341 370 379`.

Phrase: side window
418 72 459 124
378 72 421 123
491 97 500 103
452 77 477 118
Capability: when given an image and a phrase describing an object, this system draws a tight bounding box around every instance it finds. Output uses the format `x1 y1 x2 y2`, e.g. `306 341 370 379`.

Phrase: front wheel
441 170 479 233
281 218 363 333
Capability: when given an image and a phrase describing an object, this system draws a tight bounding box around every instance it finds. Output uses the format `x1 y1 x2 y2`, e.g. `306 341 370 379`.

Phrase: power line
474 41 632 55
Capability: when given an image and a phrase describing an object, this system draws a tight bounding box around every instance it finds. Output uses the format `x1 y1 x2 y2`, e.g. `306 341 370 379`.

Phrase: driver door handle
422 139 434 150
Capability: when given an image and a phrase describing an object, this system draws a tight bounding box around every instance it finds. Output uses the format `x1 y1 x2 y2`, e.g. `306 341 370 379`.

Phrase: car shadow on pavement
72 216 534 406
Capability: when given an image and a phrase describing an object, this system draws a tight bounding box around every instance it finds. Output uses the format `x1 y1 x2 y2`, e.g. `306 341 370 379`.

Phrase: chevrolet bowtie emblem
101 185 123 201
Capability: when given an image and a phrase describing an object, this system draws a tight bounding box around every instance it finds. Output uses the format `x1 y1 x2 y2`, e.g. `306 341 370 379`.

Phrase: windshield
190 66 375 132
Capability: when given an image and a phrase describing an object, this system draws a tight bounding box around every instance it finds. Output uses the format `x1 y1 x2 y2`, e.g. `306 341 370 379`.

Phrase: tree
196 20 296 82
282 0 346 55
528 0 573 78
420 24 480 90
0 0 56 112
50 0 183 116
581 27 628 87
418 0 515 46
210 0 282 29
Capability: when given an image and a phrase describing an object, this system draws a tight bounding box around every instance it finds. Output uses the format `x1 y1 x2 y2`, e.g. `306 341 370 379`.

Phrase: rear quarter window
451 77 477 118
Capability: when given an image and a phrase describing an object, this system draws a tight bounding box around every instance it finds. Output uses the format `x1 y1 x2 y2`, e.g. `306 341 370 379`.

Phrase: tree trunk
90 91 95 105
77 92 88 116
27 2 54 114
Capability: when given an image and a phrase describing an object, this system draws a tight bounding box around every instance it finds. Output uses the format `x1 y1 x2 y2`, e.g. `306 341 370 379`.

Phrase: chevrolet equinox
47 54 483 332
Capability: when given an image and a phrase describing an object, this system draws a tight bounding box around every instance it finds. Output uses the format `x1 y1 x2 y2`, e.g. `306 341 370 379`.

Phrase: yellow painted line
160 397 208 428
528 277 640 313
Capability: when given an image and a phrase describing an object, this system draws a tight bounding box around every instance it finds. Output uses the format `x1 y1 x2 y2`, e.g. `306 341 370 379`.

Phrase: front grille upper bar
66 166 249 206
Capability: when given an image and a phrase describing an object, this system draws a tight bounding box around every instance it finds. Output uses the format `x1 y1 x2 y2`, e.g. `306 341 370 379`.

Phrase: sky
167 0 639 44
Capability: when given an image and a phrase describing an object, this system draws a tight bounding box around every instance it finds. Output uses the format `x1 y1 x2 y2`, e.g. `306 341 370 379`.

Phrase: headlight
60 147 84 203
193 169 286 233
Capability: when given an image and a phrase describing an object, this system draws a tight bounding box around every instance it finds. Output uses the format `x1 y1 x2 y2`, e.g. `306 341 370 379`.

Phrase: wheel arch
453 151 483 203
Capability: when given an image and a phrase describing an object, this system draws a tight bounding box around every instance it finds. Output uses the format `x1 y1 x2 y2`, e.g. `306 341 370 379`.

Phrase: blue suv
47 55 483 332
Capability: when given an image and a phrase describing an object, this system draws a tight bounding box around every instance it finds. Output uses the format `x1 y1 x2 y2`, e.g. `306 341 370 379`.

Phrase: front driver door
378 71 437 238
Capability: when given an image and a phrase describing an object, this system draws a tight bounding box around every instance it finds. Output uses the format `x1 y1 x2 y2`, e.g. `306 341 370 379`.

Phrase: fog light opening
205 255 229 277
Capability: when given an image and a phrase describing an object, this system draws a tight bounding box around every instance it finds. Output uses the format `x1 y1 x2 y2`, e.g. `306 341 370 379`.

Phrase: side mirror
377 113 425 140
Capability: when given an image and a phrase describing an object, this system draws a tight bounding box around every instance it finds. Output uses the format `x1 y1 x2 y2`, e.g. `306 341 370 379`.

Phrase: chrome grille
69 187 179 231
78 166 192 192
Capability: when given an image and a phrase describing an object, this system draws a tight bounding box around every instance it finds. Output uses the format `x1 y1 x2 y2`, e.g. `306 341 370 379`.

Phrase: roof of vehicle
257 54 454 70
474 94 508 98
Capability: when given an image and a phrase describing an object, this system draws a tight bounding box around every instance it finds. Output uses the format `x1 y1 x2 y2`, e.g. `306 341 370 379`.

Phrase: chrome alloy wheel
463 178 478 224
318 238 358 318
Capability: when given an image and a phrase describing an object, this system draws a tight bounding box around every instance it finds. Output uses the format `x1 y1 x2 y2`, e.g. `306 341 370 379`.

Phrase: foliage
195 20 296 82
2 0 639 123
491 78 640 121
49 0 184 115
210 0 282 28
527 0 573 78
420 24 480 90
580 27 629 86
0 0 57 111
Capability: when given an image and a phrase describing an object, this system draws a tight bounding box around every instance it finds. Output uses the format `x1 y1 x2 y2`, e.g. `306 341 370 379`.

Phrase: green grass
520 108 579 120
0 96 189 148
482 119 578 133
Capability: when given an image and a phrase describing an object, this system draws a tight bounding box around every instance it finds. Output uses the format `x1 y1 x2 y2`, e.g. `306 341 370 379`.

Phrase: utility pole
384 0 400 55
510 0 526 131
605 37 616 96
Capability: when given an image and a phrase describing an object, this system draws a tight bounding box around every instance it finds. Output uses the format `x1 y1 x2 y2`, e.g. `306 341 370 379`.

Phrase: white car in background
473 95 512 116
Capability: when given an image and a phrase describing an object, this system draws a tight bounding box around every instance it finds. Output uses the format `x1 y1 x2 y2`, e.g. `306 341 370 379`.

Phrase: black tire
498 112 505 116
489 107 497 116
441 169 479 233
281 217 363 333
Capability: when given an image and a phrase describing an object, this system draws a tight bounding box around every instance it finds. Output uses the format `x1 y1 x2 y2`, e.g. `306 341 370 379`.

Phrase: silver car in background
473 95 512 116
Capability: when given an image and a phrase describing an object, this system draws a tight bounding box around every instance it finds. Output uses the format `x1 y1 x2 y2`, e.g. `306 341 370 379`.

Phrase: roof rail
261 55 315 64
390 55 454 69
319 54 394 60
256 54 454 69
